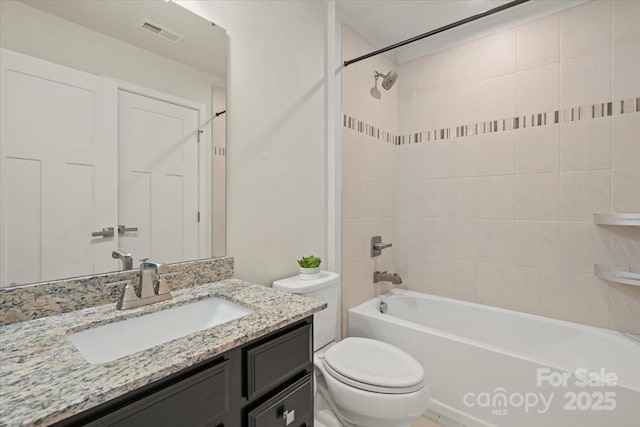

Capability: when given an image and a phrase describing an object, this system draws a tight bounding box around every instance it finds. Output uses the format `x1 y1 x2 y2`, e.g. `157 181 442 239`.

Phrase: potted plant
298 255 322 280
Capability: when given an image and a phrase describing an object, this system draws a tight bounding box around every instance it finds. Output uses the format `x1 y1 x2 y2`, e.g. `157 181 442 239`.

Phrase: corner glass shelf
593 213 640 226
595 265 640 287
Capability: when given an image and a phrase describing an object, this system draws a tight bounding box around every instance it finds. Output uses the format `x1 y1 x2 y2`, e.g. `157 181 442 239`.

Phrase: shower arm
344 0 530 67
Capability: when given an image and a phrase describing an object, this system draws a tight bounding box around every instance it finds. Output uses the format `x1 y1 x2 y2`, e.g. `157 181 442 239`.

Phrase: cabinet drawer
247 373 312 427
85 360 229 427
245 322 311 399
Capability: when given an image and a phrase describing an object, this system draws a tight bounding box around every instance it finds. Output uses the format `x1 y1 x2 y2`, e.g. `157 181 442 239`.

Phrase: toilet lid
322 337 425 394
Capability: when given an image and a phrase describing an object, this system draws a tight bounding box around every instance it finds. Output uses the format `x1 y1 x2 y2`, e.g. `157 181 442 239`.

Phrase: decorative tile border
344 96 640 146
343 115 396 144
0 257 234 326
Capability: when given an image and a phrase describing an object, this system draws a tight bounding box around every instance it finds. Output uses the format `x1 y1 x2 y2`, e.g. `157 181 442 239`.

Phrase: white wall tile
442 137 477 178
611 227 640 269
612 114 640 169
561 49 612 109
559 170 611 221
343 218 368 264
342 259 376 315
343 172 364 219
515 63 560 115
613 0 640 47
445 41 478 88
398 60 416 95
559 222 611 273
513 266 559 318
561 0 613 60
395 217 421 255
398 91 416 135
515 221 559 269
477 131 516 176
558 271 610 328
343 132 363 175
416 90 445 131
416 51 446 94
612 42 640 101
477 175 515 220
395 180 418 217
478 29 516 80
441 178 477 218
422 218 444 257
516 14 560 71
417 143 447 180
417 179 446 218
478 74 515 122
612 168 640 213
476 220 515 264
441 258 477 302
515 173 559 221
609 284 640 334
445 83 478 127
377 179 395 218
408 255 445 297
559 117 612 171
515 125 560 174
442 219 477 260
477 262 516 309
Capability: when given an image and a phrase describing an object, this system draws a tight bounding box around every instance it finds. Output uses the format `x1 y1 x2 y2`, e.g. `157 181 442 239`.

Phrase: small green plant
298 255 322 268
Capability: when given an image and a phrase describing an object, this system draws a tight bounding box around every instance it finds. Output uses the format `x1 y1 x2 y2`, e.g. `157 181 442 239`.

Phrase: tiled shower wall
342 1 640 335
395 0 640 334
342 25 398 337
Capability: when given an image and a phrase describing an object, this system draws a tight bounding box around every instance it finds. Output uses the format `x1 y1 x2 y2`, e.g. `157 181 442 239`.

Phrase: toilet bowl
273 272 430 427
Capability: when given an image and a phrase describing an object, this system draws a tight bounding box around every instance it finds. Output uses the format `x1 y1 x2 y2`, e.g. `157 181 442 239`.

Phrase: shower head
379 70 399 90
371 70 398 98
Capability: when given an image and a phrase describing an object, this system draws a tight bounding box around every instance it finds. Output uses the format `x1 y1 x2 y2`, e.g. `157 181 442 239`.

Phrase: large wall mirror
0 0 227 287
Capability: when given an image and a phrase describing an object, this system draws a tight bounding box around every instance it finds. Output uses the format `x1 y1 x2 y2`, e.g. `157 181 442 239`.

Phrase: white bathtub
348 289 640 427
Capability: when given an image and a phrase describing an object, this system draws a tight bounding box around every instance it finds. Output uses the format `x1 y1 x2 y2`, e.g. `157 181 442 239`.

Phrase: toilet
273 271 430 427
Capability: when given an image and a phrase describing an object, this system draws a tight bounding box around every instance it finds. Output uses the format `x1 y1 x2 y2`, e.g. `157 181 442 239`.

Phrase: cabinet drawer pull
281 408 295 425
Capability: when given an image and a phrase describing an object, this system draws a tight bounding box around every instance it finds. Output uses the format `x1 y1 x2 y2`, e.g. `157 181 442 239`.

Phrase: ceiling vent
136 19 184 43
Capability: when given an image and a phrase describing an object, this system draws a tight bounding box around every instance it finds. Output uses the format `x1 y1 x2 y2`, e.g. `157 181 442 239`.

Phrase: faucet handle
116 282 139 310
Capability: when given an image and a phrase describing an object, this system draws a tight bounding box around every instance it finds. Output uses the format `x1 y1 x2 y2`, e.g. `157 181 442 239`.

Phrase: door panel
118 91 200 264
0 48 118 285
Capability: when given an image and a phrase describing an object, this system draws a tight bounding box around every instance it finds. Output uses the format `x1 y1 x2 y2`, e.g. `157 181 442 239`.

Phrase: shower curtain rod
343 0 530 67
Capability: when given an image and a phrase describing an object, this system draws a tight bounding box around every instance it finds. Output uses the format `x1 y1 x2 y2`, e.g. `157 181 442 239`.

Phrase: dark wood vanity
53 318 314 427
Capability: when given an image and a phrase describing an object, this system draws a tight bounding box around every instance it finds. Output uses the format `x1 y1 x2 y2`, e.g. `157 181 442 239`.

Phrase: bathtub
348 289 640 427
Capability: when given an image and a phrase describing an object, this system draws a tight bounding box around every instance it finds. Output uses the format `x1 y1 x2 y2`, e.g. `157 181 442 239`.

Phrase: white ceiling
337 0 589 64
20 0 227 79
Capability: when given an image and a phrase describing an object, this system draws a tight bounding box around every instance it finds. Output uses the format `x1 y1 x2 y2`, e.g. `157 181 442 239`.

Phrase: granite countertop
0 279 326 426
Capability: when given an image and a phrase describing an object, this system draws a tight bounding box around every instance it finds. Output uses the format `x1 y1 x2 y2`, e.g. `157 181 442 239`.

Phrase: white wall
180 1 330 286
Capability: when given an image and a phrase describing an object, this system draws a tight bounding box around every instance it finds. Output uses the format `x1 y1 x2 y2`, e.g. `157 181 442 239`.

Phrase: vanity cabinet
54 317 313 427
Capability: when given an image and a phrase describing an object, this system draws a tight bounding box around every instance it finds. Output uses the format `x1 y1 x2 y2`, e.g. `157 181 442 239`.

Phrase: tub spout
373 271 402 285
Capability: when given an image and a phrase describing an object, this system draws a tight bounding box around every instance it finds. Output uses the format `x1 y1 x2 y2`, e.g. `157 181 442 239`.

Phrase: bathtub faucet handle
371 236 393 257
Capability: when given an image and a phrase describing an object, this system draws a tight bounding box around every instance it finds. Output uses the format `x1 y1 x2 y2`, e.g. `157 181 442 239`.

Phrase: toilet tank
273 271 339 351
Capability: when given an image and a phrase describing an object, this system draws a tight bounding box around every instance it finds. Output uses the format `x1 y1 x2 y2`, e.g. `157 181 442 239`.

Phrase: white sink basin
69 298 254 364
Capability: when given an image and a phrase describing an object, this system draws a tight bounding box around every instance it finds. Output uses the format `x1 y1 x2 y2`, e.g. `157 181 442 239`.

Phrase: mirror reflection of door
118 87 203 264
0 49 118 285
1 49 206 285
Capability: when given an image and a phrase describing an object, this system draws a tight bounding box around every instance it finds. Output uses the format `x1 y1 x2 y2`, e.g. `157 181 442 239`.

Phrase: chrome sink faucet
117 259 174 310
373 271 403 285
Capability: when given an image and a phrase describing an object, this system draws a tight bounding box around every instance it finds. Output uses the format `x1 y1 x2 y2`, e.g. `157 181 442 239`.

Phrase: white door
0 48 118 285
118 90 200 264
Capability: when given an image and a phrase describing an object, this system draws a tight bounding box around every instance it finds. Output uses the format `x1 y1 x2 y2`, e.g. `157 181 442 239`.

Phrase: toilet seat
321 337 425 394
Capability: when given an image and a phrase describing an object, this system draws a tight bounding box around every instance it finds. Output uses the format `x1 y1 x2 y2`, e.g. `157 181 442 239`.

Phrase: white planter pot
299 267 321 280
